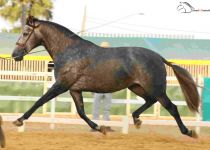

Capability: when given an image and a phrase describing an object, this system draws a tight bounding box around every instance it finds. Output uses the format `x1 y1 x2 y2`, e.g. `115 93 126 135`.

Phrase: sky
1 0 210 39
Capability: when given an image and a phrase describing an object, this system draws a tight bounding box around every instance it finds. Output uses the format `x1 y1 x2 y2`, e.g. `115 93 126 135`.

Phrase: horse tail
162 58 200 112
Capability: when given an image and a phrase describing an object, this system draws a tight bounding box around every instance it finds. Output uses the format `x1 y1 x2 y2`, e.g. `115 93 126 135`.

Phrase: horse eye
23 33 29 36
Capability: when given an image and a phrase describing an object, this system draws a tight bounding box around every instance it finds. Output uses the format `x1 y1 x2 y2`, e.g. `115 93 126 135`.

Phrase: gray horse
12 16 199 137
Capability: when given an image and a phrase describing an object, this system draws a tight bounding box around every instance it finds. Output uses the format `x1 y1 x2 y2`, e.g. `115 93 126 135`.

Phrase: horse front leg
69 90 107 135
13 82 68 126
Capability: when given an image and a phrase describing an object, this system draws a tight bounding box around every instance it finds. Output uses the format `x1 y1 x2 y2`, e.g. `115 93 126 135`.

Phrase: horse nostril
12 52 16 58
12 48 24 61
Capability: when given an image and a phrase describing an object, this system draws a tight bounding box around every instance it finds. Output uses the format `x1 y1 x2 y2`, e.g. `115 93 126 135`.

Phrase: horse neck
39 24 82 60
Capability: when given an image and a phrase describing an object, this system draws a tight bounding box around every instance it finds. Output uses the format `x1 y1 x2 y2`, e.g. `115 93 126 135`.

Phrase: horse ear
26 16 40 28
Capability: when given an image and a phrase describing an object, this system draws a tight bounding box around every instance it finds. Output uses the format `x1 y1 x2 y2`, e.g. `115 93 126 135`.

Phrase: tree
0 0 53 32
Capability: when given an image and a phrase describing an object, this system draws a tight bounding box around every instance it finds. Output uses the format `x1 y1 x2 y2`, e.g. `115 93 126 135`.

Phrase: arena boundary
0 70 206 135
0 70 204 118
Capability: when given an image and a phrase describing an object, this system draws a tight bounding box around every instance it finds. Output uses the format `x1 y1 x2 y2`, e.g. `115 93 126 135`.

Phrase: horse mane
26 16 82 40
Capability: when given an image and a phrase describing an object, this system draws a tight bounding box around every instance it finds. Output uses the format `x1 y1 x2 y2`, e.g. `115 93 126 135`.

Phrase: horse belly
70 61 133 92
70 75 132 93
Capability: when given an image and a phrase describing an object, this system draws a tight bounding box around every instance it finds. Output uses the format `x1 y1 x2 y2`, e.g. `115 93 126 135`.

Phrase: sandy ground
1 122 210 150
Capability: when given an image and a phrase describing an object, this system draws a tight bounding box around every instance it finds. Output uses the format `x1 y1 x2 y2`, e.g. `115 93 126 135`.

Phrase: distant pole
80 4 87 36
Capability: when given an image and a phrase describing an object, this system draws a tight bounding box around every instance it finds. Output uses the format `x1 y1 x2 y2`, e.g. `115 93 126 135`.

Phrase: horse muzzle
12 48 25 61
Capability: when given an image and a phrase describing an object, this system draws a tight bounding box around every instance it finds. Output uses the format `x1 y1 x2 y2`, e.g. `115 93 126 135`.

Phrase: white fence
0 71 209 134
0 71 201 117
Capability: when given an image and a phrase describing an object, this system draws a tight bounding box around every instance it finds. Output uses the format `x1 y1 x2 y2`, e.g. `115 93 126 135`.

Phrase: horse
0 116 5 148
12 16 199 137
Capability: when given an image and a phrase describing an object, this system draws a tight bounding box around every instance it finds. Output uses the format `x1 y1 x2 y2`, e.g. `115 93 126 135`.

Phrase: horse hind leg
128 84 157 129
157 94 198 138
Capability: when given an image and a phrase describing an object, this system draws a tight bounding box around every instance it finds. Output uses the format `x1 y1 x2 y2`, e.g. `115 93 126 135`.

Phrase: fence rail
0 71 203 118
0 70 206 134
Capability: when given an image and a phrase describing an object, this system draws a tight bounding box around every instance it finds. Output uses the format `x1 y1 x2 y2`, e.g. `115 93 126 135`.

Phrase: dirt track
1 122 210 150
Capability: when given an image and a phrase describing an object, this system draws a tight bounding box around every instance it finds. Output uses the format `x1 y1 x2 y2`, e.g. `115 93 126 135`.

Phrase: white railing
0 71 203 117
0 71 206 134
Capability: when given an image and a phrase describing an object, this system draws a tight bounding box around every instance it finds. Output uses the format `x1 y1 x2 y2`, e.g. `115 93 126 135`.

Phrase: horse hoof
13 119 23 127
190 130 198 138
134 119 142 129
99 126 107 135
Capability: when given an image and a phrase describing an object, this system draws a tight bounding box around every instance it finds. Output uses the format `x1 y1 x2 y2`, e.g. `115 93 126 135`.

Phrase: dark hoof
13 119 23 127
0 116 6 148
134 118 142 129
188 130 198 138
99 126 107 135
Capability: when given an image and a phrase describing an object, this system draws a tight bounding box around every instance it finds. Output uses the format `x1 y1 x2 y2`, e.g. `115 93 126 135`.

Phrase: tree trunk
21 3 27 31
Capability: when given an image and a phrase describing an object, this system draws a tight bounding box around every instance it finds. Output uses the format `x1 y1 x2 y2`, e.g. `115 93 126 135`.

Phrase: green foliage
9 26 21 33
1 28 8 32
166 86 184 101
0 0 7 7
0 81 43 96
0 0 53 31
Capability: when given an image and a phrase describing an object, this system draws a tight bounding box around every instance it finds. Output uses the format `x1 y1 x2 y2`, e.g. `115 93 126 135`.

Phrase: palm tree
0 0 53 32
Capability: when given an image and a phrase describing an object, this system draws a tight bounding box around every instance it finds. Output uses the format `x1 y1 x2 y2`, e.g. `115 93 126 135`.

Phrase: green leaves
0 0 53 32
0 0 7 7
30 0 53 20
0 2 21 23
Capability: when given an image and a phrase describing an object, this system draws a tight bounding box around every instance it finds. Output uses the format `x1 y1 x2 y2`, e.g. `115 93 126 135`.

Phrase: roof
1 32 210 60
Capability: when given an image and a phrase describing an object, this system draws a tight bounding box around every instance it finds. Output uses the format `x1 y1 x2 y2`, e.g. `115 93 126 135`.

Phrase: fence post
50 98 56 129
122 116 129 134
195 76 203 134
126 89 131 116
43 61 49 114
43 81 48 114
154 103 161 119
50 70 56 129
70 98 77 114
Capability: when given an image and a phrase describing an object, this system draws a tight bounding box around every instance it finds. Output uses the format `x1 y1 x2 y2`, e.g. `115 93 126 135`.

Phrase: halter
0 16 44 60
16 16 40 54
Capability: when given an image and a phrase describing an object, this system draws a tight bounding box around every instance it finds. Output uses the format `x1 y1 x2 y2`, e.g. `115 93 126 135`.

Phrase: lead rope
0 49 46 60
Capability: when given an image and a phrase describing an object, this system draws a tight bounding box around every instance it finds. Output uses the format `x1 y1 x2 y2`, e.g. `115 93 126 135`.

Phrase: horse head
12 16 42 61
177 2 195 13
